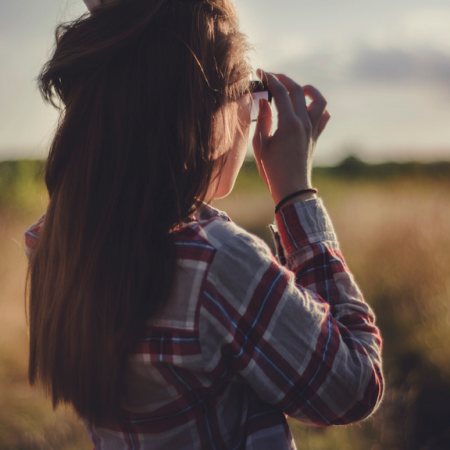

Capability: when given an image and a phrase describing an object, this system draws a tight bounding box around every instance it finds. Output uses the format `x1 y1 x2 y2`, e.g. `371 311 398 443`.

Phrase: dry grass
1 171 449 449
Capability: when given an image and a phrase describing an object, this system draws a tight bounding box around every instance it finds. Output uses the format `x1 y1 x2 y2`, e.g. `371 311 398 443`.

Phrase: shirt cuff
272 198 337 255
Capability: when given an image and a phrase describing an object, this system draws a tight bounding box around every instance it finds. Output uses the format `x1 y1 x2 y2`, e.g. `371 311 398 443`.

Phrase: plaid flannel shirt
25 198 383 450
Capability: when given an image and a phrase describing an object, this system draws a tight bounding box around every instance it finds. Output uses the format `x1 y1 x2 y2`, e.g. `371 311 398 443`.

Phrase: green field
1 159 450 449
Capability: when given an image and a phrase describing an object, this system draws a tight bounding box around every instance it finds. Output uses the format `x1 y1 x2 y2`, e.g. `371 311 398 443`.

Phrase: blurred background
1 0 449 448
2 0 450 163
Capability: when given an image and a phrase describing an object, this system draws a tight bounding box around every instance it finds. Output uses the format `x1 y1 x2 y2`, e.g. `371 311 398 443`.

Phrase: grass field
1 160 449 449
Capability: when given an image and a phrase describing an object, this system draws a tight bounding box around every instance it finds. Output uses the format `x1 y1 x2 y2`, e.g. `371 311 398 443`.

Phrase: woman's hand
252 70 330 205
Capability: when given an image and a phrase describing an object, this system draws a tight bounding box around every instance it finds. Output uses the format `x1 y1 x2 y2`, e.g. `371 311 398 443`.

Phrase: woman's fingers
259 72 327 137
316 110 330 137
304 85 327 133
257 70 296 125
253 98 272 151
273 73 309 124
252 98 272 188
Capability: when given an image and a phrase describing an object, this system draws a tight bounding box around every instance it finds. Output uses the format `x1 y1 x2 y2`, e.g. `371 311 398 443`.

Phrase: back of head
28 0 251 426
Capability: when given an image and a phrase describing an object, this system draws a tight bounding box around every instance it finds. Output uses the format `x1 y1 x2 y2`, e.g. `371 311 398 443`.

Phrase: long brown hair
28 0 251 425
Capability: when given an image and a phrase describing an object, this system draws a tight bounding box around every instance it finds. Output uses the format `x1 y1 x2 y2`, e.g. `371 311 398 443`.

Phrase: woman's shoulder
148 205 276 331
173 205 278 302
175 204 273 258
24 205 274 266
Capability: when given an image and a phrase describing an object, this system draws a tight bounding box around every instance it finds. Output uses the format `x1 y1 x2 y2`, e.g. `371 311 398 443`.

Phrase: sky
1 0 450 165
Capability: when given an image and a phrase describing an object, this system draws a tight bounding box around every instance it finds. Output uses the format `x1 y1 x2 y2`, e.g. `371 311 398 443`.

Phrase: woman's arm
199 200 383 425
199 72 382 424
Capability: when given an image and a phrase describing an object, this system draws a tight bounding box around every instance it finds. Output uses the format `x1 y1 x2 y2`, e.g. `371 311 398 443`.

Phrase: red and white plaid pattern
25 199 383 449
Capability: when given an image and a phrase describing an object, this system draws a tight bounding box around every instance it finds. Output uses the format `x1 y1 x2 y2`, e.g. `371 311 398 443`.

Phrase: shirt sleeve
24 214 45 260
199 198 383 426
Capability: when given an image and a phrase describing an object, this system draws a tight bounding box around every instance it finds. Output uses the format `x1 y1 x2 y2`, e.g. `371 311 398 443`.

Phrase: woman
25 0 383 448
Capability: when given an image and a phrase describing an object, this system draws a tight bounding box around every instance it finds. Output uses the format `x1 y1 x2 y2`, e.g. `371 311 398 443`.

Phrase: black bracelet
274 188 318 214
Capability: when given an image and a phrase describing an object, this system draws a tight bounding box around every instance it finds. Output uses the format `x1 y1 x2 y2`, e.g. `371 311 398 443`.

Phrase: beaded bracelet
274 188 318 214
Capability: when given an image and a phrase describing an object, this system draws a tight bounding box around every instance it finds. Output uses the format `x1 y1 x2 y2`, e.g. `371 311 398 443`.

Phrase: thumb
252 98 272 159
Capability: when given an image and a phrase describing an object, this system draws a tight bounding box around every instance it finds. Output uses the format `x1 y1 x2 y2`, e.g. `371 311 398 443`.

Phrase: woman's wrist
281 191 317 206
270 173 313 205
274 188 318 214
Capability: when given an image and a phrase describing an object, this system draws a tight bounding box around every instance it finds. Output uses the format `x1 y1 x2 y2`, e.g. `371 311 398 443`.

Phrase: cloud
273 50 350 88
399 8 450 53
348 48 450 87
274 44 450 94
